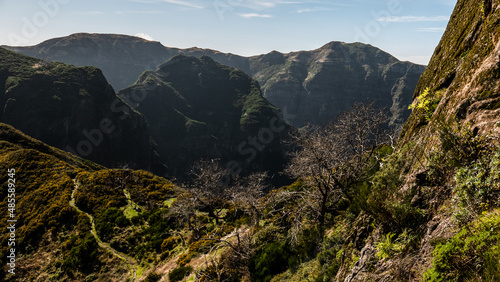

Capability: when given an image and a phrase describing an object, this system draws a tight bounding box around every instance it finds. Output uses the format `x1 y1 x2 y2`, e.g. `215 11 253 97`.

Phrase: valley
1 0 500 281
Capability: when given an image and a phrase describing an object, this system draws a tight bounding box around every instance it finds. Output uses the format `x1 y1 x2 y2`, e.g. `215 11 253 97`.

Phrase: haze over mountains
5 33 425 127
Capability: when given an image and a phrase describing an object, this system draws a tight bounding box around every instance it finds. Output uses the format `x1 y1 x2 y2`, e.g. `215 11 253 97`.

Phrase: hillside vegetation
2 0 500 280
118 55 291 182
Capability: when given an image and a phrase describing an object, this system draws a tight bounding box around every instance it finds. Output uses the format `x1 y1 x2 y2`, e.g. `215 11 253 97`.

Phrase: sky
0 0 457 65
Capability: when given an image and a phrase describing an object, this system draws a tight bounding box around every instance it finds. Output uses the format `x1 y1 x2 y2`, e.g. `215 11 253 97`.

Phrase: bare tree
286 102 388 232
232 172 267 226
189 160 234 225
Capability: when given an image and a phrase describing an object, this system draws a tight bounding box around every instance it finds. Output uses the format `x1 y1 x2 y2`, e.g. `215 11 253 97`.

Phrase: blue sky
0 0 456 65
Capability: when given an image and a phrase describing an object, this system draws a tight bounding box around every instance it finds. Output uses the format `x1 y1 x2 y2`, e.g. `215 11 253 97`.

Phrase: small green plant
376 232 399 260
408 87 443 121
249 242 298 282
453 147 500 223
437 120 490 168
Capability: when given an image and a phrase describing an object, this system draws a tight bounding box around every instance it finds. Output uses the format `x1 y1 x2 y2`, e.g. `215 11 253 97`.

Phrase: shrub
177 252 193 267
145 272 162 282
453 147 500 223
161 237 178 252
376 233 399 260
316 233 345 280
408 87 443 121
437 121 490 168
169 266 193 282
248 242 298 282
62 232 100 274
424 210 500 281
95 207 130 241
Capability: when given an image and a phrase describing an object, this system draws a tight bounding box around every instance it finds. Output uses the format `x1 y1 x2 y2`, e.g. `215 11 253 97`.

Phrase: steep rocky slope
118 55 291 180
5 34 424 127
0 47 159 171
402 0 500 147
332 0 500 281
249 42 425 127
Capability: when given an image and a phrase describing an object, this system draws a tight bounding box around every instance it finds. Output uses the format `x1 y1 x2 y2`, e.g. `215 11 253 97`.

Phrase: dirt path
69 179 139 281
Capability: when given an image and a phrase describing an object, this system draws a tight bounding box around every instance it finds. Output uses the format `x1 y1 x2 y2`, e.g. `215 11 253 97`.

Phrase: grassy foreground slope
0 123 179 281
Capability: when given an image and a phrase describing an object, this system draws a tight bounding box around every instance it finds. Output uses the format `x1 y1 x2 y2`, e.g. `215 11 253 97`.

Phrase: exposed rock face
0 47 159 171
118 55 291 180
401 0 500 145
5 34 425 127
339 1 500 280
249 42 425 127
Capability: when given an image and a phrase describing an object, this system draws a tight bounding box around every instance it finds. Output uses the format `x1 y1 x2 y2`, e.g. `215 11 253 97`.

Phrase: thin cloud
296 7 333 13
416 27 446 32
163 0 203 9
116 11 164 15
238 13 273 18
238 0 300 10
135 33 156 41
377 16 449 22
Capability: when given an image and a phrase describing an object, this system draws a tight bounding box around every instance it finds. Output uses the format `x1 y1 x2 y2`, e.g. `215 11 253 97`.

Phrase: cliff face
336 1 500 280
0 47 158 171
118 55 291 180
249 42 425 127
401 0 500 145
5 34 425 127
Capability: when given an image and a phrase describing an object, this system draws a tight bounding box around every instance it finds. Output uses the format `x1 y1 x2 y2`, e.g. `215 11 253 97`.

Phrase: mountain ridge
118 54 292 181
4 33 425 127
0 46 160 171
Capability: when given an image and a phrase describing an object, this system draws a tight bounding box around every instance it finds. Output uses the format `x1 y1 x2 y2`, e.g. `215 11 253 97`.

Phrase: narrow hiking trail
69 179 139 281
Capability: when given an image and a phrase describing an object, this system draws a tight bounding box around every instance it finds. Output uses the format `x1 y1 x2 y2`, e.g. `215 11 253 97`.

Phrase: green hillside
0 47 159 172
118 55 291 181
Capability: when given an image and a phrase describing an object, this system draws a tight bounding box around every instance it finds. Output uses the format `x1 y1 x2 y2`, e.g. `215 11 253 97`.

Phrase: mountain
401 0 500 145
5 0 500 278
118 55 291 180
0 47 159 171
4 33 250 92
330 0 500 280
248 42 425 127
4 33 425 127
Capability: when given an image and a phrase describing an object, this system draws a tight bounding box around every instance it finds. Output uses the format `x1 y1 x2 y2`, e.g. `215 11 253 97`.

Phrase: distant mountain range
4 33 426 127
0 47 290 180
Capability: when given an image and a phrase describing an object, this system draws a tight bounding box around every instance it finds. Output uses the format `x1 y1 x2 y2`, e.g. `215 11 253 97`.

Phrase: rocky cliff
118 55 291 181
0 47 159 171
5 34 425 127
249 42 425 127
402 0 500 146
334 0 500 280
